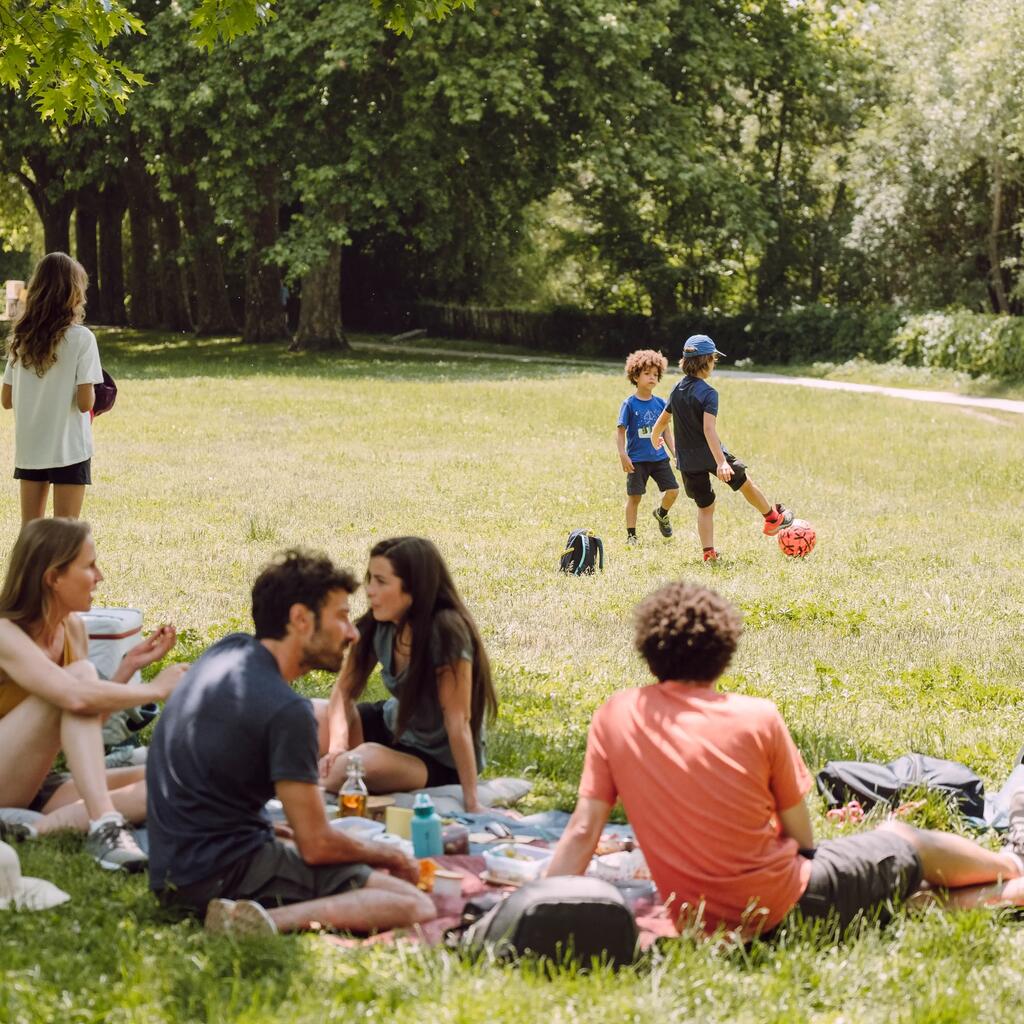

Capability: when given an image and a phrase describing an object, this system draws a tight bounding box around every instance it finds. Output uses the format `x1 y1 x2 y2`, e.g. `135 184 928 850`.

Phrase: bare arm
438 659 482 813
319 642 373 778
778 798 815 850
702 411 732 480
109 625 179 684
547 796 612 877
615 426 634 473
276 779 418 884
0 619 183 714
650 408 671 451
1 383 11 410
76 383 95 413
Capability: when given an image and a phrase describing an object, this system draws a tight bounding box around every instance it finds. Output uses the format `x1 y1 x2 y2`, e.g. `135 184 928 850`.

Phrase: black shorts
28 771 72 812
157 839 372 915
792 830 923 931
15 459 91 485
681 453 747 508
626 460 679 497
358 701 461 788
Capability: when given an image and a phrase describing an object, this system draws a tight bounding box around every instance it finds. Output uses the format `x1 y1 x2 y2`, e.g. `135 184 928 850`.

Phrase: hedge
891 311 1024 379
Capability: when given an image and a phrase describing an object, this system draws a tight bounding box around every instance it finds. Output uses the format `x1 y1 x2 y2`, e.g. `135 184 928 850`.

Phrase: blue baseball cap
682 334 726 358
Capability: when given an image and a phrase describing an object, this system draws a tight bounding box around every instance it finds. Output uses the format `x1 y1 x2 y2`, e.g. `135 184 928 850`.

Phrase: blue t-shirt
146 633 319 890
667 376 730 472
617 394 670 463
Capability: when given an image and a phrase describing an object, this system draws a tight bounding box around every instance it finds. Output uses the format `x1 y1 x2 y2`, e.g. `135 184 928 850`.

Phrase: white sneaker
204 897 277 937
84 817 148 873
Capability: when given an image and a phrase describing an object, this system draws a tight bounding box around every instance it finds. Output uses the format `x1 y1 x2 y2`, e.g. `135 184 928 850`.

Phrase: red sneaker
703 549 719 563
762 503 794 536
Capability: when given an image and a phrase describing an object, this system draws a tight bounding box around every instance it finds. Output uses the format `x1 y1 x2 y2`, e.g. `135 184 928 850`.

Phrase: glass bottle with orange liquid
340 754 369 817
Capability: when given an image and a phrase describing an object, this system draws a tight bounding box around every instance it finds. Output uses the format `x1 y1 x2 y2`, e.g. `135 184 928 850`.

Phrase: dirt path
352 339 1024 417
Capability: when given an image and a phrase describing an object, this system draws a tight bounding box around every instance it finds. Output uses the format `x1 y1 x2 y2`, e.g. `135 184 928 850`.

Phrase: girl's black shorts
15 459 91 485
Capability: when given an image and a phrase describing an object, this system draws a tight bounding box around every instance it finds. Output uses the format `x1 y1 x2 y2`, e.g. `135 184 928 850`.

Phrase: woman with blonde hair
1 252 103 524
0 518 187 871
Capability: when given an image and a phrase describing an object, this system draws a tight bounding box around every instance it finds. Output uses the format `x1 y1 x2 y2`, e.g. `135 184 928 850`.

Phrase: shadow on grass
95 328 601 383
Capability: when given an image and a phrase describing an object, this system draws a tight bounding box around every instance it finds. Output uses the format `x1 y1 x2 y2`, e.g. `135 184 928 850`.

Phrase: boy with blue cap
651 335 793 562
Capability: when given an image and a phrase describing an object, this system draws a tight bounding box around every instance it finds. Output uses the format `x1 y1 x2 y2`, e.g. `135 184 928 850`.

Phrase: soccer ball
778 519 816 558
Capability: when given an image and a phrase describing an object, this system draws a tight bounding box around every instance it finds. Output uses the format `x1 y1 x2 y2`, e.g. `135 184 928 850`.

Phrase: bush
891 311 1024 378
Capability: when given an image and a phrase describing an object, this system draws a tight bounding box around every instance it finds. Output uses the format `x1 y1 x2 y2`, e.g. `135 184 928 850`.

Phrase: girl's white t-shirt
2 325 103 470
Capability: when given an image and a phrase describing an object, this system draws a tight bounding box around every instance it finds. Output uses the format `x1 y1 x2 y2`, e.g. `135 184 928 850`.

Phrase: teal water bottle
410 793 443 858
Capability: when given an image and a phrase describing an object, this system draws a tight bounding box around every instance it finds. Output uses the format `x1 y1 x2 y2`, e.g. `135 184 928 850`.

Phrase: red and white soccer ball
778 519 816 558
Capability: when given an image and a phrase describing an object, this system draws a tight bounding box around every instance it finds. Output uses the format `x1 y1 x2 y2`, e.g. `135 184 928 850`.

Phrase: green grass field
2 330 1024 1023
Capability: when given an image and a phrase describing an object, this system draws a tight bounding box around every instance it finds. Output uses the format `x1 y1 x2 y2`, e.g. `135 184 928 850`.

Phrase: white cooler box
80 607 144 685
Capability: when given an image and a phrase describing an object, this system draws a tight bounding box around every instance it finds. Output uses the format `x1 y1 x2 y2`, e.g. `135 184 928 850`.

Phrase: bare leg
738 478 771 515
57 711 119 822
53 484 86 519
36 769 147 833
311 698 330 755
697 502 715 549
879 820 1022 890
0 695 64 807
323 743 428 794
266 871 435 933
19 480 49 524
624 494 641 530
658 487 679 514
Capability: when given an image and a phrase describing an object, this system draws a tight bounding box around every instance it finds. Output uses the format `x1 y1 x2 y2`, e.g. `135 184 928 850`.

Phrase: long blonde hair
8 253 88 377
0 519 92 632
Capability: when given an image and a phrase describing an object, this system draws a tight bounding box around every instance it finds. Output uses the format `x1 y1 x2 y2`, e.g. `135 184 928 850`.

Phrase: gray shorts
158 839 373 915
793 830 923 931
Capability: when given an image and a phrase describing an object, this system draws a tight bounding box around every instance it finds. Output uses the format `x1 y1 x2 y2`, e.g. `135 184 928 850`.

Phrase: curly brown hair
680 353 716 377
633 581 742 683
9 253 88 377
624 349 668 384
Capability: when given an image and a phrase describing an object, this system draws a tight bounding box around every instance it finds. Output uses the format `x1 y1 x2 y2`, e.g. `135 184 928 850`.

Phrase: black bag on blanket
816 753 985 820
461 876 637 969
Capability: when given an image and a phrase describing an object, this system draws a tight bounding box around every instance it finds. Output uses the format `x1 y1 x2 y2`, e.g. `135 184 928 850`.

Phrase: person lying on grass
317 536 498 814
146 549 434 938
0 518 185 872
547 581 1024 938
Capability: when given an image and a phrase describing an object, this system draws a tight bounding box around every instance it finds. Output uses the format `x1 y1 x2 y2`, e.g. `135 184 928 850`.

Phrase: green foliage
0 0 471 124
892 311 1024 378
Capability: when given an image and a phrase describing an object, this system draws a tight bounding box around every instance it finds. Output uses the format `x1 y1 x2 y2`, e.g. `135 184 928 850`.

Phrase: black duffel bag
461 876 637 969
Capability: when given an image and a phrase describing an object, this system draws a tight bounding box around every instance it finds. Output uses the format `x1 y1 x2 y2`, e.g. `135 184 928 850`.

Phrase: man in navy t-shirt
651 335 794 563
147 550 434 937
616 349 679 546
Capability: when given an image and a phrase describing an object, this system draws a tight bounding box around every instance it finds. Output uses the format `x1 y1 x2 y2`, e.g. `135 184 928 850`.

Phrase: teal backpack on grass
559 530 604 575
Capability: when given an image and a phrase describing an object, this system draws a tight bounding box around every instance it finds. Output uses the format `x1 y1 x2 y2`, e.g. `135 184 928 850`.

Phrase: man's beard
300 633 349 674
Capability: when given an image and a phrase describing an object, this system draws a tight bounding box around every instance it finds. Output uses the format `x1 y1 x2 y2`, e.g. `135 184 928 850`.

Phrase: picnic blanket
321 852 678 953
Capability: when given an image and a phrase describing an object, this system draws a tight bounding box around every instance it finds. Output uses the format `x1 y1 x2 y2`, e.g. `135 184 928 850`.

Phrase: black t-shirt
146 633 318 891
667 375 730 472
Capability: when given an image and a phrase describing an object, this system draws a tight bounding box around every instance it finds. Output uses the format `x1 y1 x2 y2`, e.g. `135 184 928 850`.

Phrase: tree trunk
179 179 236 335
242 168 289 344
291 244 349 351
987 158 1010 315
37 195 73 254
98 181 127 326
154 198 192 332
124 155 159 328
75 186 104 321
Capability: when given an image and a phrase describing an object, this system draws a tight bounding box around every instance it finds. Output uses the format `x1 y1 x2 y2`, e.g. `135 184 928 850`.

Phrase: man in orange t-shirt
548 582 1024 937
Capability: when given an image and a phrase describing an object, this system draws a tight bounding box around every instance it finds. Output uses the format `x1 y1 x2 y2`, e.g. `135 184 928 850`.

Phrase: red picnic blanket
322 854 678 952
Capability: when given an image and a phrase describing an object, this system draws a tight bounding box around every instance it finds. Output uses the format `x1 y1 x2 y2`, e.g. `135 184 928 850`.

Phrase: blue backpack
559 530 605 575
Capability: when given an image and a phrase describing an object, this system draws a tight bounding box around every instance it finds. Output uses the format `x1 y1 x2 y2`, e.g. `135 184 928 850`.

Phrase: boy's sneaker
652 508 673 538
703 549 719 563
625 534 639 548
762 503 794 537
84 816 148 873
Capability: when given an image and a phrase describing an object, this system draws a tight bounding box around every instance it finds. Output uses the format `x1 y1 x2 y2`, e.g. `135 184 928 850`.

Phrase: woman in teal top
320 537 497 813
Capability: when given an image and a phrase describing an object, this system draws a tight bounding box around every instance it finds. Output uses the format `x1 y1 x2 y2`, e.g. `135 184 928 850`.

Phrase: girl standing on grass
0 518 186 871
318 536 498 814
2 253 103 525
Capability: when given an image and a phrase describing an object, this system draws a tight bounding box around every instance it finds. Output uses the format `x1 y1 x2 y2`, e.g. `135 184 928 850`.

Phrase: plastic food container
482 843 552 884
330 817 385 840
591 849 650 882
371 833 415 858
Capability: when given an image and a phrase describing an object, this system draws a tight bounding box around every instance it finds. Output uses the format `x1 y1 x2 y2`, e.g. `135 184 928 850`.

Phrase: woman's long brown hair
8 253 88 377
0 519 91 633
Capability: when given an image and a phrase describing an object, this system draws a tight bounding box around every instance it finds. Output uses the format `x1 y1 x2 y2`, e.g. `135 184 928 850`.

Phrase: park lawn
1 329 1023 1023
